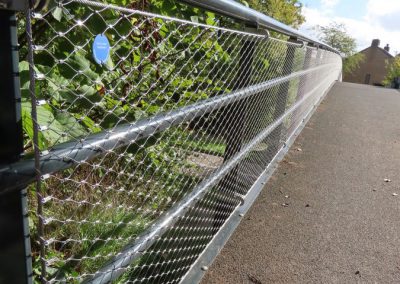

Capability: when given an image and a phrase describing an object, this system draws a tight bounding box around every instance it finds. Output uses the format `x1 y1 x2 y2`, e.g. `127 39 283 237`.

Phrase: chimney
371 39 380 47
384 44 390 52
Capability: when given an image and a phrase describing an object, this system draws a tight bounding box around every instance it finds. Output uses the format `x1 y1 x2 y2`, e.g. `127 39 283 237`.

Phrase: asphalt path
202 82 400 283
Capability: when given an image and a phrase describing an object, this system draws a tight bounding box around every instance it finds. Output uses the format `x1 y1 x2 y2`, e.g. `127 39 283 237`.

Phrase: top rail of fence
0 0 339 53
178 0 339 54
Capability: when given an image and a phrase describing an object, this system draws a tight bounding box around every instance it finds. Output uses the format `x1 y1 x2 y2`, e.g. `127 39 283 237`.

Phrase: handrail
178 0 339 54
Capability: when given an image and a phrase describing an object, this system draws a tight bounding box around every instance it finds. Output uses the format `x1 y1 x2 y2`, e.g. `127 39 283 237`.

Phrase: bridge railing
0 0 341 283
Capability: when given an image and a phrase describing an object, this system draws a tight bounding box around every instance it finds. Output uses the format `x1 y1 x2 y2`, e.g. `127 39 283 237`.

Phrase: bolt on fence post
0 8 32 284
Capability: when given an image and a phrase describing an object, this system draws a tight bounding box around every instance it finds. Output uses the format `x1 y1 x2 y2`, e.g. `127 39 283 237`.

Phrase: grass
28 93 296 283
29 127 226 283
186 136 226 156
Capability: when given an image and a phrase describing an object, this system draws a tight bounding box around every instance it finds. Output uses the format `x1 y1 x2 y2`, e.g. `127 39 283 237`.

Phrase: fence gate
0 0 342 283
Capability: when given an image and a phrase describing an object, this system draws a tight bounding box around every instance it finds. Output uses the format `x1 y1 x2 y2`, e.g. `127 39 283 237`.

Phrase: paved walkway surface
202 82 400 283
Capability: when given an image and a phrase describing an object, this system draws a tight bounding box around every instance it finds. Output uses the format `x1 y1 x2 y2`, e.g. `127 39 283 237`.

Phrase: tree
314 22 364 75
383 56 400 87
241 0 305 28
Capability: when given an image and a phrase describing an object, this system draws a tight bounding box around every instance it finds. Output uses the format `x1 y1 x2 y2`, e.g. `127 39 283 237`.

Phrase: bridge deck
202 82 400 283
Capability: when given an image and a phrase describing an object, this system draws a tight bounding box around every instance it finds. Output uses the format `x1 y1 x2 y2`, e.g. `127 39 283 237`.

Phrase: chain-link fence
0 0 341 283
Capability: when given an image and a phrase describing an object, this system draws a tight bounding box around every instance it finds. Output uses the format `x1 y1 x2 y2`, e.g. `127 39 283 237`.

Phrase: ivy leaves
19 0 236 152
19 60 92 150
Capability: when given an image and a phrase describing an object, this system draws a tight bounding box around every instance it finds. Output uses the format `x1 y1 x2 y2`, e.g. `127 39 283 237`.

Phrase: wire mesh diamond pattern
18 0 342 283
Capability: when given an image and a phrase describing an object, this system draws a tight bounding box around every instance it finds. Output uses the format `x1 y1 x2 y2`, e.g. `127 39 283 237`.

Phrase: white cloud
300 4 400 55
366 0 400 17
320 0 340 15
321 0 340 8
366 0 400 32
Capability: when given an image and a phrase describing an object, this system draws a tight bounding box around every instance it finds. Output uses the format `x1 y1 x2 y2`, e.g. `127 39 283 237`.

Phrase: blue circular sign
92 34 110 65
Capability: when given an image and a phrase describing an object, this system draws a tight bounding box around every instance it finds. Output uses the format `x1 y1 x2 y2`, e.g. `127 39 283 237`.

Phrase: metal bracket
244 26 258 36
0 0 28 11
289 37 307 49
257 27 270 39
233 192 245 206
244 24 270 40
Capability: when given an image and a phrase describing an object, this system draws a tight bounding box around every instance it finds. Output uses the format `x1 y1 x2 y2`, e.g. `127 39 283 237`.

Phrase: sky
299 0 400 55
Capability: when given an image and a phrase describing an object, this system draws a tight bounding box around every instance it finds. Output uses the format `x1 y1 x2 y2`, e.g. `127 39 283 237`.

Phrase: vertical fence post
296 44 312 101
210 26 256 229
223 31 255 160
287 43 311 135
221 26 256 195
265 37 298 164
0 8 32 284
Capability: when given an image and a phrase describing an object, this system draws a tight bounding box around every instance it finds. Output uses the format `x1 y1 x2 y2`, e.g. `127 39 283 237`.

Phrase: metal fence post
287 43 312 134
266 37 298 163
221 26 256 195
0 8 32 284
207 26 257 230
223 30 255 162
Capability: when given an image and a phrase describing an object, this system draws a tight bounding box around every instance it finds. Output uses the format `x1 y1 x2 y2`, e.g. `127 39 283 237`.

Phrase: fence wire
17 0 342 283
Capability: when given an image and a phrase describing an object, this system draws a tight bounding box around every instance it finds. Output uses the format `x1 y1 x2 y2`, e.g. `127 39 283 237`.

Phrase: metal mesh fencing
14 0 342 282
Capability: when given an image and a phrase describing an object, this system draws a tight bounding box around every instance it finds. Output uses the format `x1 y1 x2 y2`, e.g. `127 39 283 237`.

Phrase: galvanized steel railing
0 0 342 283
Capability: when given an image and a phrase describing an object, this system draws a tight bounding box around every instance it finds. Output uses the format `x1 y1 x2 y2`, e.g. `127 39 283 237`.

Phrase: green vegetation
241 0 305 28
314 22 364 75
383 56 400 87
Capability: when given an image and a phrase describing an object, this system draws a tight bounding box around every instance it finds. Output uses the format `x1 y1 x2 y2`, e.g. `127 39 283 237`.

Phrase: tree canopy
383 56 400 87
241 0 305 28
314 22 364 75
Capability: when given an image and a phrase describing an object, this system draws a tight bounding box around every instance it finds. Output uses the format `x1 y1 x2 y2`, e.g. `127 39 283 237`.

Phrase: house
344 39 394 86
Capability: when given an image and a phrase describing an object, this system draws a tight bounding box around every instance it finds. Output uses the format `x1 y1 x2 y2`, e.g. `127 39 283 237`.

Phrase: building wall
344 46 393 86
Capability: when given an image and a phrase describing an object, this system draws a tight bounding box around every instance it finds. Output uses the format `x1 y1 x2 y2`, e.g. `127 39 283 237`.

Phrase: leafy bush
383 56 400 87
